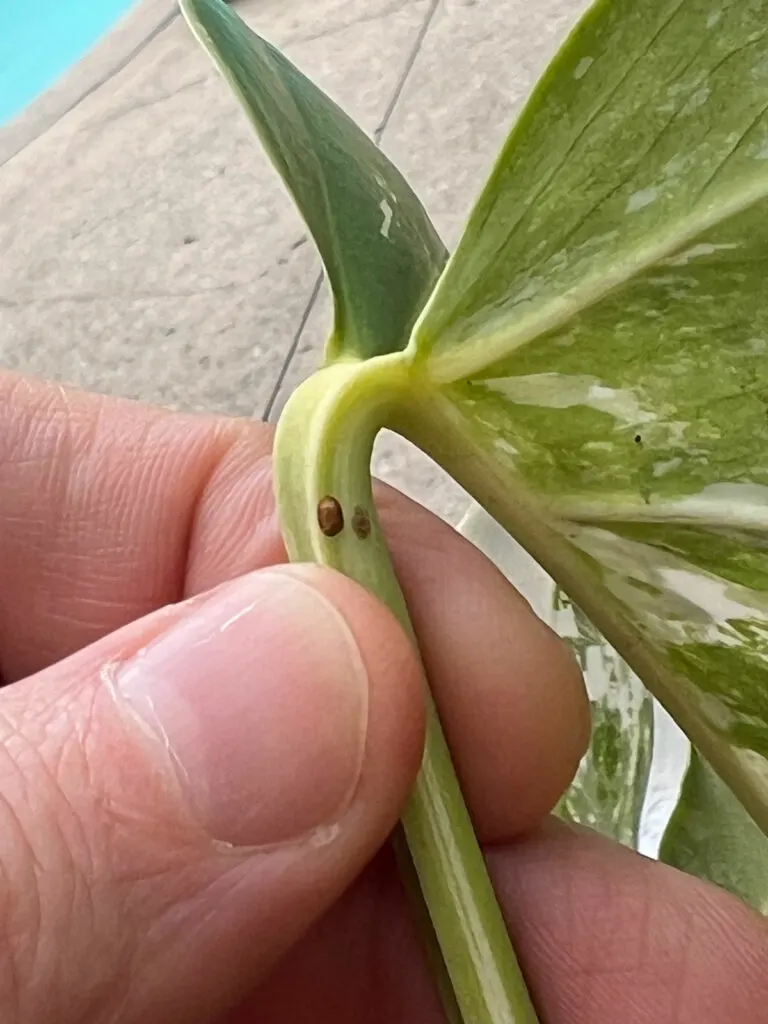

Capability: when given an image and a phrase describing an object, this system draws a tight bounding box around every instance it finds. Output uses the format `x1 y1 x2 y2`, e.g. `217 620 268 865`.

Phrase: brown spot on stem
352 505 371 540
317 496 344 537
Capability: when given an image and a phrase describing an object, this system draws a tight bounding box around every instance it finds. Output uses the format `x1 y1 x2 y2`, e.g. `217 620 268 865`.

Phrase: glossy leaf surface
416 0 768 380
407 0 768 835
460 503 768 911
180 0 446 361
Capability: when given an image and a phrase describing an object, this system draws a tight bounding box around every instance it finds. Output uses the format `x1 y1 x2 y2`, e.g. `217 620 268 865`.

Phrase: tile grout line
260 272 324 422
0 7 180 171
260 0 441 423
374 0 440 143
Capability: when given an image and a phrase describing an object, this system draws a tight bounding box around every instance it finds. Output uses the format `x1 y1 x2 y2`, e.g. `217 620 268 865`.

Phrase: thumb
0 565 424 1023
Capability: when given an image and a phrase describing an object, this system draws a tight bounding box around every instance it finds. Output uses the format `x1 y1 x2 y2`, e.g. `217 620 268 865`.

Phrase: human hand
0 373 765 1023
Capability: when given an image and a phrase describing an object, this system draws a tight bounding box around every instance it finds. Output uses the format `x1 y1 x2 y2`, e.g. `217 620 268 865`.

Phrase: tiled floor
0 0 589 520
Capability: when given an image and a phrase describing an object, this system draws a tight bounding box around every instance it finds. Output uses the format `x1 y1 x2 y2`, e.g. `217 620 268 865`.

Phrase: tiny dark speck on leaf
183 234 197 245
352 505 371 540
318 496 344 537
634 434 642 445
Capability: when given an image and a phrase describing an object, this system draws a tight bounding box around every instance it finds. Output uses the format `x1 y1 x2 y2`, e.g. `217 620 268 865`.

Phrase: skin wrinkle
0 658 214 1023
181 427 267 599
580 876 649 1017
154 858 306 1007
0 857 22 1024
76 413 193 610
134 853 295 1019
183 431 282 597
58 694 103 906
0 382 241 678
0 754 44 1023
667 910 694 1024
0 698 102 1018
488 831 768 1024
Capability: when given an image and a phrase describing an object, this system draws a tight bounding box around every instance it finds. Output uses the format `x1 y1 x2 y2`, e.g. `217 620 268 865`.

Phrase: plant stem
274 355 539 1024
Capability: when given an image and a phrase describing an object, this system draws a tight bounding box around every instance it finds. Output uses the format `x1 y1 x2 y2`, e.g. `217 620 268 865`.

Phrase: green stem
274 354 539 1024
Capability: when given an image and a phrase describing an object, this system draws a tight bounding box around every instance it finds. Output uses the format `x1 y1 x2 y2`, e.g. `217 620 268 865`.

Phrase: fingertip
491 822 768 1023
380 493 590 840
0 563 427 1024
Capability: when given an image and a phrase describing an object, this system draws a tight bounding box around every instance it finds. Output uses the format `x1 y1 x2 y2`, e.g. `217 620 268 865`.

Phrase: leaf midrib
425 171 768 385
540 494 768 533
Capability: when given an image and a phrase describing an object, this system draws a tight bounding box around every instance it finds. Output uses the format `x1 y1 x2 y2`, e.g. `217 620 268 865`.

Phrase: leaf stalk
274 355 539 1024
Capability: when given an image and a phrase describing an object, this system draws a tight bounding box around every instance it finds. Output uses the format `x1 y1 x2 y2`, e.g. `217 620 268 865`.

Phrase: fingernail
115 570 369 847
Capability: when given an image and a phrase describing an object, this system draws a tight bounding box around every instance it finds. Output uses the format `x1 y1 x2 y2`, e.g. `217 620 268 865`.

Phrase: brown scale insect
317 495 344 537
352 505 371 540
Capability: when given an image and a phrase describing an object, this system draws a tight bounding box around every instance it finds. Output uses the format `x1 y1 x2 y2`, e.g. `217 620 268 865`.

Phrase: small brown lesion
351 505 371 540
317 496 344 537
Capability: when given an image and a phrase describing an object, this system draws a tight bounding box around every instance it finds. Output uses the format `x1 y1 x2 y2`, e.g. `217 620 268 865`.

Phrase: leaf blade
413 0 768 381
395 0 768 837
458 506 768 908
180 0 446 361
423 392 768 835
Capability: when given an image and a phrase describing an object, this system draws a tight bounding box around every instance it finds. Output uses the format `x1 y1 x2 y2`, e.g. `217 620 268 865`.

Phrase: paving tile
0 0 177 167
381 0 592 247
0 0 429 415
254 0 423 49
2 0 593 516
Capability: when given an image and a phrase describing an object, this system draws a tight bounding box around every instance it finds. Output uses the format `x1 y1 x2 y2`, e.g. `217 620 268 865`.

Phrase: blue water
0 0 137 124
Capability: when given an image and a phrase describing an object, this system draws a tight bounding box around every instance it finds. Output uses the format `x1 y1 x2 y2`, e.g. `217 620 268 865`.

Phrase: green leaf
661 749 768 912
180 0 446 361
554 591 655 846
460 504 768 911
397 0 768 836
414 0 768 380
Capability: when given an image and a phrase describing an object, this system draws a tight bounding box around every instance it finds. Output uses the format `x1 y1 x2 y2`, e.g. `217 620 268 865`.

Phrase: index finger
0 372 277 679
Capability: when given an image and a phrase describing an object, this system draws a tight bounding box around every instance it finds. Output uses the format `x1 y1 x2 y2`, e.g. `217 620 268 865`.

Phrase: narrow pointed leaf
180 0 446 360
402 0 768 834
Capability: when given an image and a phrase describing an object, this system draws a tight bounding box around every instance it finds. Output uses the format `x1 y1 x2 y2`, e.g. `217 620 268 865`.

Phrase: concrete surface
0 0 589 521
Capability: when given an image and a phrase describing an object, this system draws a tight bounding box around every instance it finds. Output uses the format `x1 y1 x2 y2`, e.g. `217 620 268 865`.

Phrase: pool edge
0 0 178 169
